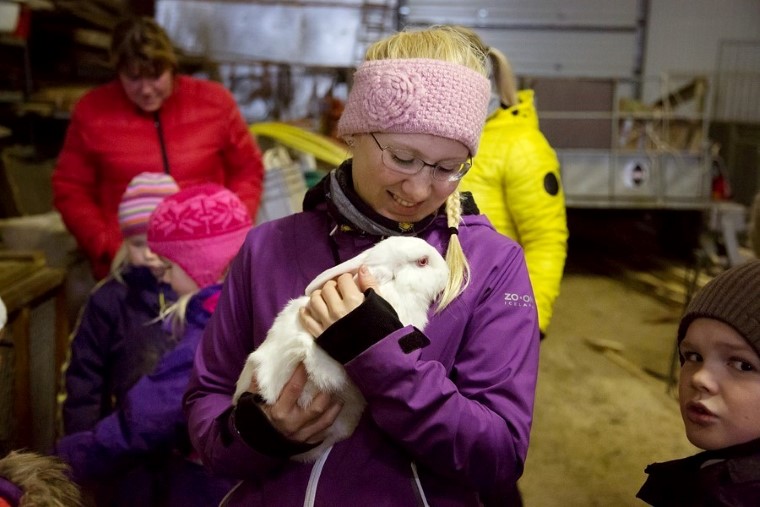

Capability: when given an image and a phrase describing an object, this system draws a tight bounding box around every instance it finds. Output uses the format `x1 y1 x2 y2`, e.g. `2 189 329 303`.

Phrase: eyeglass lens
369 133 470 182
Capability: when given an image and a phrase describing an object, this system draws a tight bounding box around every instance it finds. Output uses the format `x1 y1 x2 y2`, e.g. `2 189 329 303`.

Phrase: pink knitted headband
337 58 491 155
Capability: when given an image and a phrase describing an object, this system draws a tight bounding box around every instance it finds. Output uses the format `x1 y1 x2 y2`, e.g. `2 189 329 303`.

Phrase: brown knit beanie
678 259 760 356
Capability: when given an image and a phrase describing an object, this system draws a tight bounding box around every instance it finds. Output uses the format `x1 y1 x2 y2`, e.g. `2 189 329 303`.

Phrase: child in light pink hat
57 183 250 507
59 173 179 505
62 171 180 434
112 172 181 279
58 171 180 506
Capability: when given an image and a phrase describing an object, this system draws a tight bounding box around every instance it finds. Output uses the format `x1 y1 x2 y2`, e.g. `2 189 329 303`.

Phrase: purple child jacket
58 285 234 506
183 206 540 506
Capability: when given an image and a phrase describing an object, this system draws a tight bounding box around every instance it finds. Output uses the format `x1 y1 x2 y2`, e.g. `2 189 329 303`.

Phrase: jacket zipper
153 111 171 175
219 480 243 506
301 452 430 507
410 461 431 507
303 446 333 507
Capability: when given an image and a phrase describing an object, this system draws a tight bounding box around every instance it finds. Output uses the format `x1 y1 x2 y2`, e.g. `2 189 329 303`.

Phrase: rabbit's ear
305 250 370 295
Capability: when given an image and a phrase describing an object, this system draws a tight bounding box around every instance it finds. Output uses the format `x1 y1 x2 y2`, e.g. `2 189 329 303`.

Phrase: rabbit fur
233 236 449 462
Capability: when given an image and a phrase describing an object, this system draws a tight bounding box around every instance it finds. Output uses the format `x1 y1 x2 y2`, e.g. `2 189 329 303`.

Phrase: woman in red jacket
52 16 264 279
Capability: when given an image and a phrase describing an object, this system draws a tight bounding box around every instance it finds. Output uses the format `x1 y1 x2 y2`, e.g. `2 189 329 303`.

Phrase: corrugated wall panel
403 0 641 79
713 40 760 123
403 0 638 28
474 29 637 78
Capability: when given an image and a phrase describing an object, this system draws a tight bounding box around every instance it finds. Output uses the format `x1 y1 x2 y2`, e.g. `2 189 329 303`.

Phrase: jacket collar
303 161 479 240
638 438 760 505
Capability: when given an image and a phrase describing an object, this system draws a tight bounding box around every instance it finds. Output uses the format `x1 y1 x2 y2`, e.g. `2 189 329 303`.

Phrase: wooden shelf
0 249 68 452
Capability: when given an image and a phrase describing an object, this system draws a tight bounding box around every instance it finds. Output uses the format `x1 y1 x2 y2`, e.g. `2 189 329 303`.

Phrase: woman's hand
299 266 379 337
246 363 342 444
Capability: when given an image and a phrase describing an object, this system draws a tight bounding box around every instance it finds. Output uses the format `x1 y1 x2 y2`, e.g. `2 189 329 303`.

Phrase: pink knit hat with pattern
337 58 491 154
118 172 179 237
147 184 251 288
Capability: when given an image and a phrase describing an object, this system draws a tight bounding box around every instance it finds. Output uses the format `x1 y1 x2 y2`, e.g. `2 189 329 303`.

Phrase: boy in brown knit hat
638 259 760 506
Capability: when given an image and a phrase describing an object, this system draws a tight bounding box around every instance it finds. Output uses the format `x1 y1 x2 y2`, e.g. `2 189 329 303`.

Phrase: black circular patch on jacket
544 172 560 196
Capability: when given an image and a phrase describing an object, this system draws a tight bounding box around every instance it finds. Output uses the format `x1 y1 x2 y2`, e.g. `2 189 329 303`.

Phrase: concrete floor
519 239 700 506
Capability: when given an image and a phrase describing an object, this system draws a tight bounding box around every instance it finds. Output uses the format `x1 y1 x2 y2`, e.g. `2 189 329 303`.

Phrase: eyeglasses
369 133 471 182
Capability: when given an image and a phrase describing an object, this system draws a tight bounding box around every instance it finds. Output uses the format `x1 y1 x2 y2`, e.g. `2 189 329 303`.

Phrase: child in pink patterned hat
56 183 249 507
148 183 252 296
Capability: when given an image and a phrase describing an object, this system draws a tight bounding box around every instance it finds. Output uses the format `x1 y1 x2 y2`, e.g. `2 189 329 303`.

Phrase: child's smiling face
679 318 760 450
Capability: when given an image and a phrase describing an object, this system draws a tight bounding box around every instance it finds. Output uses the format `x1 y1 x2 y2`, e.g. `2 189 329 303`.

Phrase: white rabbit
233 236 449 462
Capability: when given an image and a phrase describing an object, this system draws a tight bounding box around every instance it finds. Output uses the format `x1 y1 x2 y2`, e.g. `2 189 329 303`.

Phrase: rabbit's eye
416 256 429 267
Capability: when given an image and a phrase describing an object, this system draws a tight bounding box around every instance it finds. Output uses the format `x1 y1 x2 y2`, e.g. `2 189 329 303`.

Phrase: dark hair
110 16 178 77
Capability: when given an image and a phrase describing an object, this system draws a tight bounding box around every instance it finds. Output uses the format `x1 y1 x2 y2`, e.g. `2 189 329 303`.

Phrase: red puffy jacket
53 75 264 279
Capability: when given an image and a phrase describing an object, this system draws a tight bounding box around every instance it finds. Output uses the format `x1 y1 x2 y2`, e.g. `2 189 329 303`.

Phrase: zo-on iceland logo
503 292 534 308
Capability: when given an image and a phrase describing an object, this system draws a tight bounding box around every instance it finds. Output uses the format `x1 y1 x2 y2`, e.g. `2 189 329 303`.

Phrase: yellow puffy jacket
459 89 568 334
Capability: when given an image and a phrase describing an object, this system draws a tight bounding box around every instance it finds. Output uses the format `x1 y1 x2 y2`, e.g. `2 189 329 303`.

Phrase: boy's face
678 318 760 450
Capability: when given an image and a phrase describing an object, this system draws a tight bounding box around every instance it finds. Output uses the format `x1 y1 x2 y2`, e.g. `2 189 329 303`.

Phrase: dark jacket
57 284 234 507
62 265 175 434
637 438 760 506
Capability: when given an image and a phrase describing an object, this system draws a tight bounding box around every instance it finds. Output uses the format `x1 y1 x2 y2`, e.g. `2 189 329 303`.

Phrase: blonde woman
185 25 540 505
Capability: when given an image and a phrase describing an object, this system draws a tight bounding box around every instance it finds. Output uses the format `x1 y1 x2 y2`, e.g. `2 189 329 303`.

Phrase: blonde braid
487 46 519 107
437 191 470 310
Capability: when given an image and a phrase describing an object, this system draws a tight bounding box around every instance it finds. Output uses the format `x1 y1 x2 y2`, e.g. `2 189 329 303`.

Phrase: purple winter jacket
184 206 540 506
63 265 175 434
58 285 234 507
